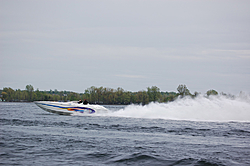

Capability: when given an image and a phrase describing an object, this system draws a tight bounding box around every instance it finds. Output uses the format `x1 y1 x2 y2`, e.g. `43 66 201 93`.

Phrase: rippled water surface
1 101 250 166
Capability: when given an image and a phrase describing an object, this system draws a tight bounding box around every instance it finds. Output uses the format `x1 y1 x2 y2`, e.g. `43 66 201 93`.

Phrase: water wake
107 93 250 122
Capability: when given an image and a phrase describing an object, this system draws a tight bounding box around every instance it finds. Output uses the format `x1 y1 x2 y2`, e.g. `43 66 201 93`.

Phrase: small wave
106 153 166 165
0 118 73 128
106 153 226 166
173 158 225 166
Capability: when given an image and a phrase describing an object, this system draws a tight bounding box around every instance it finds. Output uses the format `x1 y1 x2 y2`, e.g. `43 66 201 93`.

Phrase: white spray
107 93 250 122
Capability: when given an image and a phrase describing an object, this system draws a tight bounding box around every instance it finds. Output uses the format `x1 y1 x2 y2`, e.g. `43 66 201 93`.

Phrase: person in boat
78 99 83 104
83 99 89 105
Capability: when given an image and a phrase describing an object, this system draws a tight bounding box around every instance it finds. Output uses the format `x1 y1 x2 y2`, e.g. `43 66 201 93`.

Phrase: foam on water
106 93 250 122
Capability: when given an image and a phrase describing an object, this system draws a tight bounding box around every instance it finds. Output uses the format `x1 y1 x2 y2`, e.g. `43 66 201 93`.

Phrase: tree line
0 84 220 104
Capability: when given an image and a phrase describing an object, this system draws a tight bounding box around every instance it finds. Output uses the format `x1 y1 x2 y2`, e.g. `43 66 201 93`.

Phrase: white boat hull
35 101 108 115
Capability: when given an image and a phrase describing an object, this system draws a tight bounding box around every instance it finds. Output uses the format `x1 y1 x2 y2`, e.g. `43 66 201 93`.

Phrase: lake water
1 95 250 165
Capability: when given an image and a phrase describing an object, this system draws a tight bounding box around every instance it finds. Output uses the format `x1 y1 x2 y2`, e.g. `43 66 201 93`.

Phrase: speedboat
35 101 108 115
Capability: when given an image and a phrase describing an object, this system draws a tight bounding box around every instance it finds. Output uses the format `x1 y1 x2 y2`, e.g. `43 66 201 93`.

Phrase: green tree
116 87 124 104
123 92 132 104
162 92 177 102
96 87 104 103
84 89 90 100
3 87 15 101
35 88 42 100
177 84 191 97
147 86 160 102
206 89 218 96
136 91 149 105
87 86 97 103
15 89 23 101
1 92 8 101
25 85 34 101
194 91 199 97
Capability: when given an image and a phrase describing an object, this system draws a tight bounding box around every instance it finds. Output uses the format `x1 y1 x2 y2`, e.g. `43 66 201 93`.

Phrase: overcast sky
1 0 250 94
